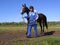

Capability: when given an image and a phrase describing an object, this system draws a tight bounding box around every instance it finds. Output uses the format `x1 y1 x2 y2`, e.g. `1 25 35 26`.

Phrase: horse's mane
25 6 30 14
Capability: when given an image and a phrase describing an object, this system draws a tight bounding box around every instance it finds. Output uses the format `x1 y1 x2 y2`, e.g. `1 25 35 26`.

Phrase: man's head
29 6 34 12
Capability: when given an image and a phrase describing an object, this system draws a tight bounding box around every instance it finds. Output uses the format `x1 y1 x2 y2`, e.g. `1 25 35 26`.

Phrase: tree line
0 22 60 26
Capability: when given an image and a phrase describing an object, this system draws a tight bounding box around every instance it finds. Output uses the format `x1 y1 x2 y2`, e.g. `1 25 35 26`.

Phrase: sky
0 0 60 22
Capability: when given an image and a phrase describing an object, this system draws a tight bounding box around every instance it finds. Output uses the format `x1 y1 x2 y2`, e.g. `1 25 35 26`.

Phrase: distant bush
48 22 60 26
0 22 27 26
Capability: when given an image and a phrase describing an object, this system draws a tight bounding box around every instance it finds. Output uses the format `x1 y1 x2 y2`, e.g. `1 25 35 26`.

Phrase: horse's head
21 4 30 15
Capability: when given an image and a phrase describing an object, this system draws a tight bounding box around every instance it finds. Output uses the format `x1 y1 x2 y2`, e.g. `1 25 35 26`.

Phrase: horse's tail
45 17 48 29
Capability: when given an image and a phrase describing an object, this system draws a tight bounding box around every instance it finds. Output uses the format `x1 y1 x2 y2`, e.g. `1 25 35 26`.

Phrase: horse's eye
23 7 26 11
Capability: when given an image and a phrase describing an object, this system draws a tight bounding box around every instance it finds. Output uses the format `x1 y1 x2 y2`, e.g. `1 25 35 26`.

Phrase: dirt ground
0 30 60 45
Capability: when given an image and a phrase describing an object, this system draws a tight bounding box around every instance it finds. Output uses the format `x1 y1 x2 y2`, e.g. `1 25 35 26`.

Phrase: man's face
30 8 33 12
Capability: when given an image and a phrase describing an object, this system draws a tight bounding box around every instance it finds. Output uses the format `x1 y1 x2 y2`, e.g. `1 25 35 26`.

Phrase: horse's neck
26 12 29 15
26 8 30 15
26 7 30 23
26 11 30 16
26 11 30 23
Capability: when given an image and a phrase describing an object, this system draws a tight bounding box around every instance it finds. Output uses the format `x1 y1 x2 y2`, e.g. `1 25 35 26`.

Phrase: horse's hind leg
45 20 48 29
44 17 48 29
42 21 44 32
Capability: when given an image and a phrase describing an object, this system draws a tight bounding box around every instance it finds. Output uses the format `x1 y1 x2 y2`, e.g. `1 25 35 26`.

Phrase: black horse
21 4 48 34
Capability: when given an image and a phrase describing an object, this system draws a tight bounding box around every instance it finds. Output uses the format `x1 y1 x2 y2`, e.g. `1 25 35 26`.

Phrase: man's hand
22 16 24 19
33 20 37 22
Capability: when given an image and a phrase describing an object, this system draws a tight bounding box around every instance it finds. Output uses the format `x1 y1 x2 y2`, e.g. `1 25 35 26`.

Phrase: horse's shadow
27 31 55 38
43 31 55 36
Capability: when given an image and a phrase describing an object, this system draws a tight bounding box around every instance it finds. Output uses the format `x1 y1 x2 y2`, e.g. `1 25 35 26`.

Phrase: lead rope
22 15 25 23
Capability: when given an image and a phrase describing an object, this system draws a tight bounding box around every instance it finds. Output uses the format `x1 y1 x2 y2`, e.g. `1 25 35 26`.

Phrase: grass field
0 22 60 45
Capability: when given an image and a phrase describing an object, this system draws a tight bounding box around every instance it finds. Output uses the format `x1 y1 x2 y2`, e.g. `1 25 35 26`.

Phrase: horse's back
38 13 47 21
38 13 46 18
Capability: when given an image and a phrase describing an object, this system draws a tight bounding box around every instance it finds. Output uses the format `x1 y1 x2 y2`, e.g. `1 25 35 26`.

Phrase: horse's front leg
40 21 45 36
26 24 28 35
39 22 45 36
26 19 29 35
39 22 42 34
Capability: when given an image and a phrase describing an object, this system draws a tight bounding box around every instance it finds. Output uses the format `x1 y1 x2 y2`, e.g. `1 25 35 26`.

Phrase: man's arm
22 15 29 19
34 10 38 20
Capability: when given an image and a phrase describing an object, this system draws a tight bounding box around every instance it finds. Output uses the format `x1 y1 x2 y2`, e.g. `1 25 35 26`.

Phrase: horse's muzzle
21 12 23 15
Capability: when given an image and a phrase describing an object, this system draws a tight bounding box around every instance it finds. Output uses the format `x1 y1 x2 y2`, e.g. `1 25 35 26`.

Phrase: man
23 6 38 38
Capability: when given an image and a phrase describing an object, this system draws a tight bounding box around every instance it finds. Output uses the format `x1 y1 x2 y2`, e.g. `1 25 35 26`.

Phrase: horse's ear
22 4 26 7
22 4 24 7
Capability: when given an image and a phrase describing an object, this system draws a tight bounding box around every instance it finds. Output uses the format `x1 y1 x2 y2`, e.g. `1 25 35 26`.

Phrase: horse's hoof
26 32 27 35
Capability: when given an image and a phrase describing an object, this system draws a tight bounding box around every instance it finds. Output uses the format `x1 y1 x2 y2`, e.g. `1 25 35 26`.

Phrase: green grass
0 26 27 33
0 22 60 45
0 25 60 34
9 37 60 45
